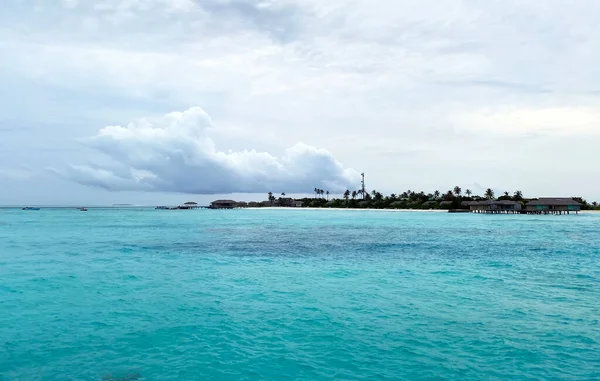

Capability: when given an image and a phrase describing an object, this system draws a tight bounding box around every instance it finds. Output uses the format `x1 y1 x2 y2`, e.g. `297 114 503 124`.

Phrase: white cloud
59 107 360 194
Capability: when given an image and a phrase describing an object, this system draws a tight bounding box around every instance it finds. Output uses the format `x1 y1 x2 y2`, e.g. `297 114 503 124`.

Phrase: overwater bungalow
526 198 582 214
210 200 239 209
470 200 522 214
179 201 200 209
461 201 477 208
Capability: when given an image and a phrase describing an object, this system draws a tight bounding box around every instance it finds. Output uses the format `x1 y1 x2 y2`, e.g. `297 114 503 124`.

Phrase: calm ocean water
1 208 599 380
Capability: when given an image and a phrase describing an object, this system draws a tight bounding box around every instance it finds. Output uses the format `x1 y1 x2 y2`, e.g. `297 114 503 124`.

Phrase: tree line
264 187 599 210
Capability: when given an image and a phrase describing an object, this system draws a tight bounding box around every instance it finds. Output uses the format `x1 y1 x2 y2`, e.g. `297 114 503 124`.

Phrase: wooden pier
468 198 582 215
471 209 578 215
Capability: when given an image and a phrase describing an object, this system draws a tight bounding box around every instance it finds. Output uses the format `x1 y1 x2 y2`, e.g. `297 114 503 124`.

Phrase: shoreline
247 207 450 213
244 207 600 214
3 206 599 213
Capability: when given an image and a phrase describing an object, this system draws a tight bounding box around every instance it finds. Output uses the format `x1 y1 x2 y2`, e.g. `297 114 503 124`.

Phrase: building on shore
259 198 303 207
526 198 582 214
422 200 438 208
470 200 522 213
439 201 453 209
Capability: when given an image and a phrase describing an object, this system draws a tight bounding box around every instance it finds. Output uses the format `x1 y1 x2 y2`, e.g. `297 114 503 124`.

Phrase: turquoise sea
1 208 599 380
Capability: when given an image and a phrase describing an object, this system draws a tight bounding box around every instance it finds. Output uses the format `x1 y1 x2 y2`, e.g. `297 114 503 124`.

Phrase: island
209 187 600 213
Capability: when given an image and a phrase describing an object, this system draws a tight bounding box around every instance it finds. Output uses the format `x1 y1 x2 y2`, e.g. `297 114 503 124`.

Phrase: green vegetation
260 188 600 211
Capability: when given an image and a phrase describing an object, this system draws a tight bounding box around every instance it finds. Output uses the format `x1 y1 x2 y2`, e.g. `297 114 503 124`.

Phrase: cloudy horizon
1 0 599 205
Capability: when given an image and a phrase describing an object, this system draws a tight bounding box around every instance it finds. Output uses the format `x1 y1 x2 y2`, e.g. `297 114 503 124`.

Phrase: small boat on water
22 207 40 210
80 208 88 212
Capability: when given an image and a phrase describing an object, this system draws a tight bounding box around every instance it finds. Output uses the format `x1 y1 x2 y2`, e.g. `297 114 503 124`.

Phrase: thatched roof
184 201 198 205
472 200 521 206
211 199 238 204
527 198 582 206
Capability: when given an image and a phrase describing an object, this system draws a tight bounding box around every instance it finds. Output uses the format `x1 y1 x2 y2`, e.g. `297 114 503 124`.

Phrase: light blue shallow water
1 208 599 381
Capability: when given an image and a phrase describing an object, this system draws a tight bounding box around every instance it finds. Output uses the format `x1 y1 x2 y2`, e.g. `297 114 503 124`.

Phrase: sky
1 0 599 206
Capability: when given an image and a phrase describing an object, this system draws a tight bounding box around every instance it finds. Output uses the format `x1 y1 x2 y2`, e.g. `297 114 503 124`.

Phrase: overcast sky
1 0 599 205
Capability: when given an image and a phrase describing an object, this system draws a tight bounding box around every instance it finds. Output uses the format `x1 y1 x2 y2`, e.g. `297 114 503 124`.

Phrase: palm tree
351 190 357 200
504 191 509 197
485 188 495 200
465 189 472 198
279 192 286 206
326 190 330 201
390 193 397 200
514 190 523 201
314 188 318 198
343 190 350 202
453 186 462 197
268 192 273 201
319 189 325 198
444 190 454 201
593 201 598 208
434 190 440 199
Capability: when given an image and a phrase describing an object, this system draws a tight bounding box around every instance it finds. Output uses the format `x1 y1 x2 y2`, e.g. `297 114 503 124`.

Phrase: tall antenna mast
361 172 365 199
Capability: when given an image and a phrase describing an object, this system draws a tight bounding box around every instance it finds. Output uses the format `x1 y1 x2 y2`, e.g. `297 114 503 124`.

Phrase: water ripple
1 209 599 380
